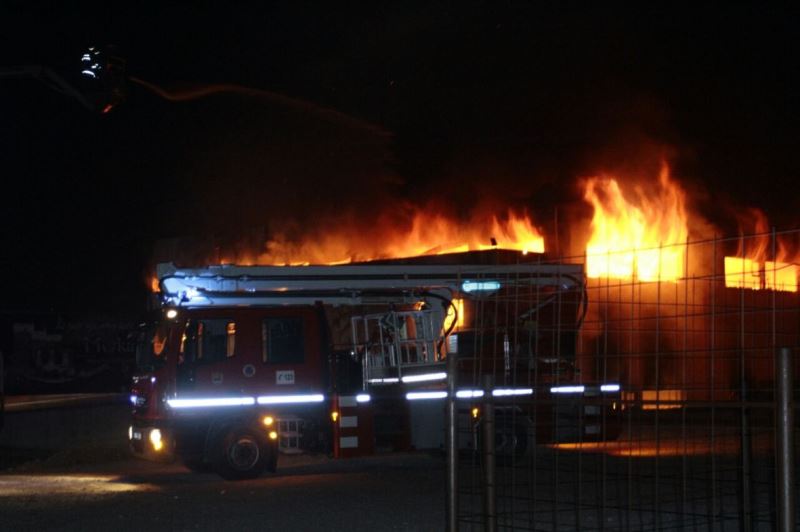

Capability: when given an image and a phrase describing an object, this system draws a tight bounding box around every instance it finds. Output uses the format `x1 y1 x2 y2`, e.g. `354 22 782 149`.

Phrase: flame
583 164 688 282
256 210 544 265
724 209 798 292
443 298 465 332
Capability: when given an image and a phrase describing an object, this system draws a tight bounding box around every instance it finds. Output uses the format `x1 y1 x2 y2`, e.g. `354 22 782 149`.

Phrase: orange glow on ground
583 164 688 282
549 430 772 457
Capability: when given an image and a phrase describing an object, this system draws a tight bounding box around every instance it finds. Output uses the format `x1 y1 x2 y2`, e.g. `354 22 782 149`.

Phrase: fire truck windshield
134 321 171 371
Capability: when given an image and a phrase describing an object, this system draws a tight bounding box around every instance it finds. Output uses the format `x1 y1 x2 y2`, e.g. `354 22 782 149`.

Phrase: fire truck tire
476 412 533 466
212 425 270 480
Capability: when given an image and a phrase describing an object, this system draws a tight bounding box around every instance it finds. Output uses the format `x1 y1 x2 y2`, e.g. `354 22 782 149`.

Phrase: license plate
132 430 143 440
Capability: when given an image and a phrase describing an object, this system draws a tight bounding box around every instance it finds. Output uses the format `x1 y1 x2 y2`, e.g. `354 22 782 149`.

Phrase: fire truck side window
153 326 167 356
135 324 168 370
262 318 304 364
184 319 236 363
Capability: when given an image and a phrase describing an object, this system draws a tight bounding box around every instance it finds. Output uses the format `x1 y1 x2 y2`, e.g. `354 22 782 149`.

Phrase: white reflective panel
355 394 371 403
256 394 325 405
550 385 585 394
401 372 447 383
81 70 97 78
600 384 621 392
455 389 485 399
406 391 447 400
167 397 255 408
492 388 534 397
367 378 400 384
461 280 501 293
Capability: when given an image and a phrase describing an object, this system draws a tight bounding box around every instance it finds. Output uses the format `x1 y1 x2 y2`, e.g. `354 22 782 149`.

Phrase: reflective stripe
340 416 358 428
550 385 585 394
456 390 485 398
406 391 447 400
401 372 447 383
168 397 255 408
167 393 326 408
257 394 325 405
492 388 534 397
340 436 358 448
339 396 357 407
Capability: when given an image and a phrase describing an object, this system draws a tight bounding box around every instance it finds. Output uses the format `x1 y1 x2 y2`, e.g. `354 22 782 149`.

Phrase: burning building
150 159 800 405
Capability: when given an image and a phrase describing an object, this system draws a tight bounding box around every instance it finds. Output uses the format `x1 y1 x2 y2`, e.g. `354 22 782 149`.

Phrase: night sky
2 3 799 317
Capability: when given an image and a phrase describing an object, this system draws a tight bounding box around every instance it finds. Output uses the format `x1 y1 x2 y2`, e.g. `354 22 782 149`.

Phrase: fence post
482 374 497 532
446 347 459 532
0 350 4 432
776 347 795 532
740 379 752 532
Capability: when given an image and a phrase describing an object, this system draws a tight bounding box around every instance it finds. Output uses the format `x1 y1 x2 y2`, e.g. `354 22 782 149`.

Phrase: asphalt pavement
0 451 445 532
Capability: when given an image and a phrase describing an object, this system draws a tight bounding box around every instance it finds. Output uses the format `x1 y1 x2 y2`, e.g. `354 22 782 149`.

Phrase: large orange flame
254 209 544 266
583 164 688 282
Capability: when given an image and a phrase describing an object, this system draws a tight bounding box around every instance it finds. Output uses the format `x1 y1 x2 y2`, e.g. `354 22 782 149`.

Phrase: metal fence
449 230 799 531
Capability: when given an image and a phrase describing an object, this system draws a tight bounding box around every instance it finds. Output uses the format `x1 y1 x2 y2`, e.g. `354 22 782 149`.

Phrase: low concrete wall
0 394 129 450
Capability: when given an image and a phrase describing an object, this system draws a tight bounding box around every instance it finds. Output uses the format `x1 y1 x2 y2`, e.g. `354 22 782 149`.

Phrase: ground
0 451 445 532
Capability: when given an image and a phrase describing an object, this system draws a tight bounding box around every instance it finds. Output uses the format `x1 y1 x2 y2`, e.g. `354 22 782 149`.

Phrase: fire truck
129 250 621 479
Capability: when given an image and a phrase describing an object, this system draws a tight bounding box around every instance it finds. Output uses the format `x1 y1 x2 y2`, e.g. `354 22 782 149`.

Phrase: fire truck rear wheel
212 425 271 480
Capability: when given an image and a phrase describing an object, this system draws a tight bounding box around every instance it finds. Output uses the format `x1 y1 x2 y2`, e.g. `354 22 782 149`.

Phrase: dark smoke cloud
129 77 391 138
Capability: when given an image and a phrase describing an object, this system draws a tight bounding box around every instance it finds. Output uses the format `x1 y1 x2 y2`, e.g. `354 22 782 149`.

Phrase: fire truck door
176 318 237 394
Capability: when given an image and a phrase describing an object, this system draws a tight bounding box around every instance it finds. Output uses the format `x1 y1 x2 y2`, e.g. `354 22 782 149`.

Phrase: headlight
149 428 163 451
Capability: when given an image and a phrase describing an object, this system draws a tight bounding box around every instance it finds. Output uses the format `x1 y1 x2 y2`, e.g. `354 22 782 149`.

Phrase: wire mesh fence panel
451 231 799 531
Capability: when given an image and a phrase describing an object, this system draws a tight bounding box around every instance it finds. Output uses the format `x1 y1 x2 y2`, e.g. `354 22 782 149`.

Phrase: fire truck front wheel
212 424 273 480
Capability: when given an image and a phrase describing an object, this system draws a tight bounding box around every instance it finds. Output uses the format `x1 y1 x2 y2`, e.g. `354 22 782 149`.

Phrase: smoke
129 76 391 138
140 75 402 269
